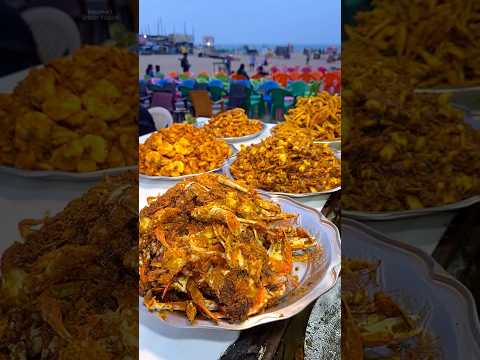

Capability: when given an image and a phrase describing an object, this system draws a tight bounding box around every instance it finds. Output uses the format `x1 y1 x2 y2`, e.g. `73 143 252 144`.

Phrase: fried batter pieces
204 108 263 138
0 46 138 172
139 124 232 177
139 174 320 324
230 133 341 194
273 93 341 141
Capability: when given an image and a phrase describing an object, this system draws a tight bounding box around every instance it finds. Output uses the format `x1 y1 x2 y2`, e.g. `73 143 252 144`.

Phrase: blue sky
139 0 340 45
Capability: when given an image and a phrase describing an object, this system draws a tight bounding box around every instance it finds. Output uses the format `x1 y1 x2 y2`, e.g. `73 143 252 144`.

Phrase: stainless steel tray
222 155 341 198
343 195 480 220
139 195 341 331
338 219 480 359
139 143 237 181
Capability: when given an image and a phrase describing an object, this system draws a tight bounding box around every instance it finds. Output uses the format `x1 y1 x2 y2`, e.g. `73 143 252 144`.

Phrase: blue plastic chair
181 79 196 89
208 79 224 89
231 79 251 88
260 80 280 106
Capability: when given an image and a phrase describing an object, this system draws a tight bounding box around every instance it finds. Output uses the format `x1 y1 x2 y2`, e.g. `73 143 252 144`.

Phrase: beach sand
140 52 340 78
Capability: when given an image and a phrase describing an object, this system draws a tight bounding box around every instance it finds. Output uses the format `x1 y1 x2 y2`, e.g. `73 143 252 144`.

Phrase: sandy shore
139 52 340 79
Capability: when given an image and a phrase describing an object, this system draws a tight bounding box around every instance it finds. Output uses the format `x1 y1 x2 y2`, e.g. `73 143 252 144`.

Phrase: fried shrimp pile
273 93 341 141
139 174 321 324
342 258 440 359
344 0 480 87
230 134 340 194
204 108 263 138
0 46 138 172
139 124 232 177
0 172 138 359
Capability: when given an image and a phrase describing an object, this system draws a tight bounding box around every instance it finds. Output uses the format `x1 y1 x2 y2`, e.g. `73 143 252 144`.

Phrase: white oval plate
222 155 341 198
139 132 237 180
196 117 267 143
139 194 341 331
343 195 480 221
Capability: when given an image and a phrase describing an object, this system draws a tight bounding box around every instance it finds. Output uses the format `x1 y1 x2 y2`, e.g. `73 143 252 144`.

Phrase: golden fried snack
273 93 341 141
230 133 341 194
139 174 321 324
342 258 440 358
0 172 138 358
342 54 480 211
345 0 480 87
139 124 232 177
0 46 137 172
204 108 263 138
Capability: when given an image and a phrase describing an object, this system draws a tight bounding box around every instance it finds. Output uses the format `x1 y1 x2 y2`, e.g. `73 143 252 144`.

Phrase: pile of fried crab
139 174 322 324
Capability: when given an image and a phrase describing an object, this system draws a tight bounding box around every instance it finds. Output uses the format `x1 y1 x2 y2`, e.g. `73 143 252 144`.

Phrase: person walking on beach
305 49 311 65
224 56 232 75
179 53 190 73
249 52 256 72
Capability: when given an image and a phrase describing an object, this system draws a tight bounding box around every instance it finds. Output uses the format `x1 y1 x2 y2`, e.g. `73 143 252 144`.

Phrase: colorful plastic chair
269 88 293 121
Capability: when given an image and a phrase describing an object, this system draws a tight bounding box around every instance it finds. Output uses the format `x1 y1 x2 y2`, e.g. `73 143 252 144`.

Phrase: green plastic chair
289 81 308 97
269 88 293 121
178 85 192 100
179 73 191 80
307 81 321 96
209 86 225 102
197 74 209 82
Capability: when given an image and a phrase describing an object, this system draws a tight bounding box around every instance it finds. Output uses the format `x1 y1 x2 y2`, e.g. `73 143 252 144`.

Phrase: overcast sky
139 0 340 45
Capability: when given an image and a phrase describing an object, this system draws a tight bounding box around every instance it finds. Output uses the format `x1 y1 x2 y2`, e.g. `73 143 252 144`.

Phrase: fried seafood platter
203 108 264 139
0 172 138 359
342 258 440 359
0 46 137 174
139 124 232 177
228 133 341 195
139 174 335 328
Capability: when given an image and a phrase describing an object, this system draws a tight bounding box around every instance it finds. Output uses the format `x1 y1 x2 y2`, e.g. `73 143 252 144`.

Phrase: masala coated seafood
230 133 341 194
139 174 321 324
139 124 232 177
0 172 138 359
342 258 440 359
204 108 263 138
0 46 137 172
273 93 341 141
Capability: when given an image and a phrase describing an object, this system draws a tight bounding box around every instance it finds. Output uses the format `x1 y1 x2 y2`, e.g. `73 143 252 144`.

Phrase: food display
139 124 232 177
342 56 480 211
272 92 341 141
342 257 439 359
0 172 138 358
203 108 263 138
344 0 480 88
230 133 340 194
0 46 138 172
139 174 321 324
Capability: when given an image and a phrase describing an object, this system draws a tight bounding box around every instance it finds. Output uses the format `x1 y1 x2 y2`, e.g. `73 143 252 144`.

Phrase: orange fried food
342 258 440 358
230 133 341 194
139 124 232 177
0 172 138 358
139 174 321 323
0 45 137 172
273 92 341 141
204 108 263 138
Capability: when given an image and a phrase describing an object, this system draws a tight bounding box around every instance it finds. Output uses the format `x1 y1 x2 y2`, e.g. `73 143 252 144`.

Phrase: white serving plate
338 219 480 359
222 154 341 198
0 165 136 181
139 194 341 331
343 195 480 221
196 117 266 143
139 132 236 180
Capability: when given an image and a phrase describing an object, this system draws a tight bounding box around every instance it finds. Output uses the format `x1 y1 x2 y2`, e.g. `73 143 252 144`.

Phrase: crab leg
187 280 220 323
218 176 249 193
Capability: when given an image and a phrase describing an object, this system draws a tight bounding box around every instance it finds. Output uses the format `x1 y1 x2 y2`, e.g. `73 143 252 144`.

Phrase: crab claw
192 204 240 236
218 176 249 193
